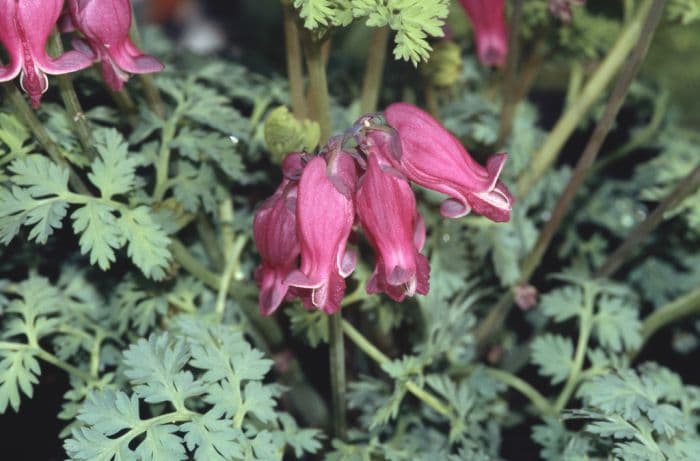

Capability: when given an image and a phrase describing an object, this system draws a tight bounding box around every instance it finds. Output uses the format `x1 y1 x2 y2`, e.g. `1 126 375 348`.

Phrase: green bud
421 41 463 88
264 106 320 163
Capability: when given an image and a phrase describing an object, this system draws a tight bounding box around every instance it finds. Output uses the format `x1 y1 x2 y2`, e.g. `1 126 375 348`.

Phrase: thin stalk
596 161 700 278
196 214 225 271
48 31 96 160
485 367 554 416
514 39 546 102
640 286 700 343
476 0 667 349
564 62 584 109
591 89 669 174
1 83 91 195
425 84 440 119
341 319 452 418
153 114 179 201
35 348 94 383
496 0 524 148
303 34 332 143
554 284 595 412
516 0 654 197
283 5 307 118
359 26 390 114
108 86 139 120
129 18 165 118
329 313 347 440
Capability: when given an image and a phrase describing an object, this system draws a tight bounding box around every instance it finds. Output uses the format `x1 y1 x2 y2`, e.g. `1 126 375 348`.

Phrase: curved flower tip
357 154 429 302
253 180 300 316
285 156 356 314
383 102 514 222
0 0 93 107
458 0 508 68
68 0 164 91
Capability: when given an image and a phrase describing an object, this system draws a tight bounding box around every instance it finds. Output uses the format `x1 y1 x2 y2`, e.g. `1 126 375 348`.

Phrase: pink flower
253 178 300 316
458 0 508 67
285 154 357 314
357 154 429 301
0 0 93 107
379 102 513 222
67 0 163 91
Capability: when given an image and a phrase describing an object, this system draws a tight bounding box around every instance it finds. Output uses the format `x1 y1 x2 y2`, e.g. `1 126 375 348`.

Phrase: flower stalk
283 4 307 118
303 34 332 143
329 313 347 440
359 26 390 114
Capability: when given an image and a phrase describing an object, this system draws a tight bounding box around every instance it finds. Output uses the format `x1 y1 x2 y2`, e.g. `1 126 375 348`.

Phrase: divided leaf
88 128 140 200
531 334 574 385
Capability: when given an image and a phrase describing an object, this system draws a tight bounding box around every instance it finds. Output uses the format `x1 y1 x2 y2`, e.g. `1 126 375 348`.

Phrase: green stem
640 286 700 343
516 0 654 197
48 31 96 160
591 89 669 174
303 34 332 143
596 160 700 278
215 231 247 321
564 62 584 109
35 348 94 383
496 0 524 147
554 284 595 413
329 313 347 440
477 0 667 350
129 18 165 118
485 367 554 416
359 26 390 114
1 83 91 195
196 214 225 271
283 5 307 118
341 319 452 418
153 113 179 201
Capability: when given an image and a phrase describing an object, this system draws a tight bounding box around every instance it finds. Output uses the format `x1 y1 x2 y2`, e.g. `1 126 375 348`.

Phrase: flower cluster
254 103 514 316
458 0 508 67
0 0 163 108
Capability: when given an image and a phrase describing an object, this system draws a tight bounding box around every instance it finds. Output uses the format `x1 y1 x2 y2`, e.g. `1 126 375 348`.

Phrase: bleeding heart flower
458 0 508 67
285 154 357 314
253 177 300 316
67 0 164 91
378 102 513 222
357 154 429 301
0 0 93 107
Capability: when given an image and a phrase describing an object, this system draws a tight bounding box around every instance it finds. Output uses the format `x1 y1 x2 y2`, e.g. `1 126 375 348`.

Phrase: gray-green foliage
65 321 321 461
293 0 450 65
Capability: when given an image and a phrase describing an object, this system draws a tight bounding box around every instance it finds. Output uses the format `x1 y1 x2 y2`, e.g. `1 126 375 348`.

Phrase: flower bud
264 106 320 163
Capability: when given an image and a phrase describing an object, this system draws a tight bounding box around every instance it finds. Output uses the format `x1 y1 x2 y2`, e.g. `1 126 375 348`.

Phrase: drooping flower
67 0 164 91
0 0 93 107
458 0 508 67
376 102 513 222
357 154 429 301
285 154 357 314
253 178 300 316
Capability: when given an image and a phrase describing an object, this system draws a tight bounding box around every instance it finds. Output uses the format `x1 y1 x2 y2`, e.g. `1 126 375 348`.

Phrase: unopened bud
264 106 320 163
421 41 463 87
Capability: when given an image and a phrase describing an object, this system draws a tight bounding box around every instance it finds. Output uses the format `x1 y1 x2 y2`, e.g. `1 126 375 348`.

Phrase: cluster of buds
253 103 514 316
0 0 163 108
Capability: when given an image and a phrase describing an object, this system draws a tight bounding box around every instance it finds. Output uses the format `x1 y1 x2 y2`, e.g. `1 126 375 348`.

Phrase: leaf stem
129 19 165 118
496 0 524 148
283 4 307 118
484 367 554 416
596 160 700 278
476 0 667 349
1 83 91 195
639 285 700 344
215 200 247 320
153 112 180 201
329 313 347 440
554 284 595 412
35 348 94 383
359 26 390 114
516 0 655 196
341 319 451 418
48 31 96 160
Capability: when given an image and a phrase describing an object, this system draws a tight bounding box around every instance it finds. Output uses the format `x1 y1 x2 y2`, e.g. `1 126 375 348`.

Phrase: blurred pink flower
458 0 508 67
